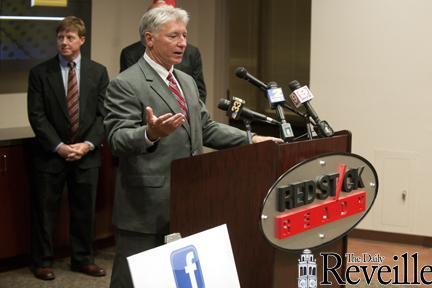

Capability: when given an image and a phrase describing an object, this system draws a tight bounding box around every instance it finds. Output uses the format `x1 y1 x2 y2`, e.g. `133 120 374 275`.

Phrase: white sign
127 224 240 288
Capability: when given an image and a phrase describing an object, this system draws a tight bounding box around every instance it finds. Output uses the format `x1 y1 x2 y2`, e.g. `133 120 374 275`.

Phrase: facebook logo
171 245 205 288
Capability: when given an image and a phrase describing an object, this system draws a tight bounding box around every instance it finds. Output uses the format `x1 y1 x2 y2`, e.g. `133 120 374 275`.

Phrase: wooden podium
171 131 351 288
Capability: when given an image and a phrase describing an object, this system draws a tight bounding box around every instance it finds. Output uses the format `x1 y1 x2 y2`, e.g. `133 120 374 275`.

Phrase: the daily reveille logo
260 152 379 251
298 250 432 286
171 245 205 288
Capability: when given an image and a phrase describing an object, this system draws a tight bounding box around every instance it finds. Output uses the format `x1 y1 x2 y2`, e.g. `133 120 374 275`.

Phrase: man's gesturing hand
145 106 186 141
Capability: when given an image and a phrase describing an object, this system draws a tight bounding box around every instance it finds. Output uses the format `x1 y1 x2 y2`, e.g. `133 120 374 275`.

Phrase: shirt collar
143 52 174 80
58 54 81 69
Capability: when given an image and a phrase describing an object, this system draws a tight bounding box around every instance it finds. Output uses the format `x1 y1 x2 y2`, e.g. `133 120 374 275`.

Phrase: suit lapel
138 59 191 136
79 58 90 125
46 57 69 120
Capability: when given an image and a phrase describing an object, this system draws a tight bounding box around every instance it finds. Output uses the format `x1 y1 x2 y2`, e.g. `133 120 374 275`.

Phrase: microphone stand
282 103 313 140
275 104 294 143
306 122 313 140
242 119 253 144
282 103 308 119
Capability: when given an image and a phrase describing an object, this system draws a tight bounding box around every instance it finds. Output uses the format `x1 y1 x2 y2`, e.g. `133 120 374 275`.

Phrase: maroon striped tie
167 72 188 118
67 61 79 141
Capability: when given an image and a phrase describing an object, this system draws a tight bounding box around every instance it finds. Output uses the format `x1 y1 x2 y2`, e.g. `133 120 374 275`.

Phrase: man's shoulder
181 43 202 67
185 43 199 53
30 56 57 72
122 41 144 54
115 59 146 82
82 57 107 72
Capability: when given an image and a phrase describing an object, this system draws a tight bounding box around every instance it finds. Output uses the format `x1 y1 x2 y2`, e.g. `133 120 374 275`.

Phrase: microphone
288 80 334 137
234 67 294 142
217 98 280 125
234 67 269 91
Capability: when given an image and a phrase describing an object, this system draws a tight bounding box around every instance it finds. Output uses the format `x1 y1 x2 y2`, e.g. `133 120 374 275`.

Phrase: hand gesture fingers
146 106 186 140
70 143 91 156
57 144 80 159
66 152 82 161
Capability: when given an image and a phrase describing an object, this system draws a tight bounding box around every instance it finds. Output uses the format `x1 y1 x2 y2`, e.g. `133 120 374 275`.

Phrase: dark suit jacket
104 58 248 234
27 56 109 173
120 41 207 103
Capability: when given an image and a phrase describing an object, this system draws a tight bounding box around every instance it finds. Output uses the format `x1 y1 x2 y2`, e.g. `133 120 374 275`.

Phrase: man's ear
144 32 153 48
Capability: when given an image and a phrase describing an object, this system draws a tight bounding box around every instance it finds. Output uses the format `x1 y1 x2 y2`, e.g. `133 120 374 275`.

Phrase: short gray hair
139 6 189 39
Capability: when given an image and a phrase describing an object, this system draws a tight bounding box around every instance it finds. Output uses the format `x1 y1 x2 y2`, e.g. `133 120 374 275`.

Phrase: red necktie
167 72 188 117
67 61 79 141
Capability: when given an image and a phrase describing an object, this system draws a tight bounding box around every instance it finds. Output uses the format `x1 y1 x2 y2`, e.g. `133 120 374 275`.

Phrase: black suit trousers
31 164 99 267
110 229 164 288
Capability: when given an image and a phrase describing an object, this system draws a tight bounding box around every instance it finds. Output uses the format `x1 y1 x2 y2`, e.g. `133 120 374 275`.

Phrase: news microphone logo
266 86 286 106
228 97 245 120
171 245 205 288
289 85 314 108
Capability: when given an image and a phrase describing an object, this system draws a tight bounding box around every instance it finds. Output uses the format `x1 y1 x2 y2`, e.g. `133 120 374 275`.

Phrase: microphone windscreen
217 98 230 110
234 67 248 79
288 80 302 92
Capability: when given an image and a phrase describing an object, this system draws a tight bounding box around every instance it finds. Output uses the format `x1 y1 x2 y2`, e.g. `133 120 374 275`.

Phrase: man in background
27 16 108 280
119 0 207 103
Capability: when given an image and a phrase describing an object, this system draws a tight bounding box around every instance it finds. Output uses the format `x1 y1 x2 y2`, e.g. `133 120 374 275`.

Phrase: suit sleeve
200 102 249 149
81 66 109 146
104 77 155 156
189 47 207 103
27 68 62 152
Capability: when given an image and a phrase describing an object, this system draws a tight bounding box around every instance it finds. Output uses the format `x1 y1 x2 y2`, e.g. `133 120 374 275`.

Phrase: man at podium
104 5 282 288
